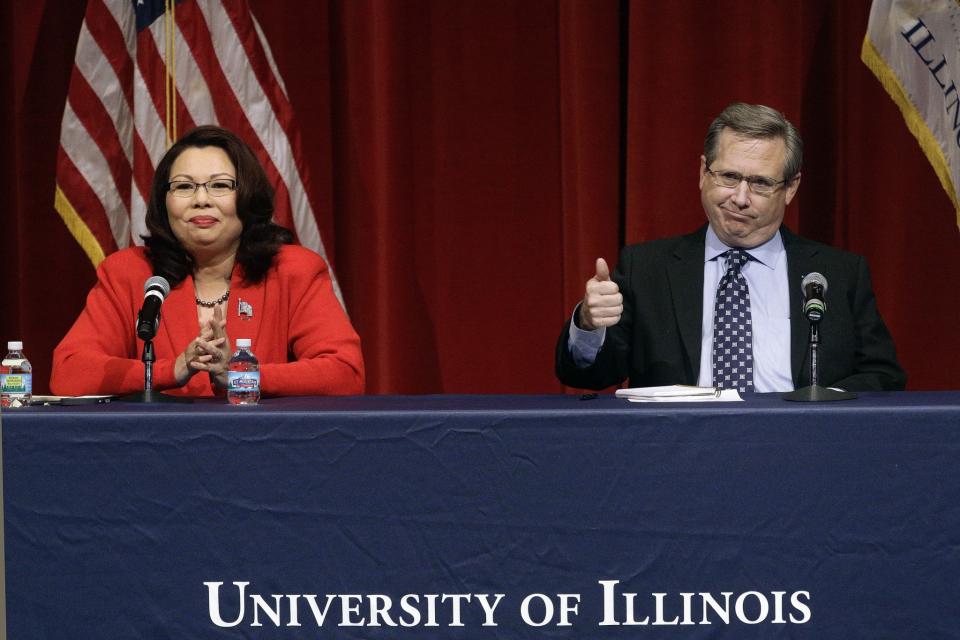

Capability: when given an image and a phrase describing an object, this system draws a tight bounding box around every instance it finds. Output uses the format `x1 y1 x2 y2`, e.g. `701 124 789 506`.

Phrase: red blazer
51 245 365 397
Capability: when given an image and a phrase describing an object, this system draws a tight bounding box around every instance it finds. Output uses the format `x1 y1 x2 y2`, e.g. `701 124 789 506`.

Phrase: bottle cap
235 338 251 348
7 341 22 350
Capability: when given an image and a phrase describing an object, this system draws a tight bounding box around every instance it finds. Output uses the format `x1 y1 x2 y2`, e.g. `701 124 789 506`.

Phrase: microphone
801 272 827 322
136 276 171 340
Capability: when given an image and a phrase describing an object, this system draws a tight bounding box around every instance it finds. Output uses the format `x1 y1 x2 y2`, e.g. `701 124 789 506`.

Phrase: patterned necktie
712 249 754 392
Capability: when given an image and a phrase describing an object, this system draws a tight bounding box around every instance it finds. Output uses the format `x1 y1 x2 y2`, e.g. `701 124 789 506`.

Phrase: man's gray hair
704 103 803 182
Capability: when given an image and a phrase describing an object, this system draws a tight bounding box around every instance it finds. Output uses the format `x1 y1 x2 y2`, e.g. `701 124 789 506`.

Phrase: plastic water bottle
227 338 260 405
1 341 33 408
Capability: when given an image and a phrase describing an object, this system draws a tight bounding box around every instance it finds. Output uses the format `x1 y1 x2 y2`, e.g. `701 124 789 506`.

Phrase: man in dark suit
556 103 905 392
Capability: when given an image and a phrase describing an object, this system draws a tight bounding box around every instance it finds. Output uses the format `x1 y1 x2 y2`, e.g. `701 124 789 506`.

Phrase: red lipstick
189 216 218 228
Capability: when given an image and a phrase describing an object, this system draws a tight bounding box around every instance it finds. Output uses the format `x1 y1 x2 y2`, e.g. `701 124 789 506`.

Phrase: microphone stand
117 320 192 404
783 320 857 402
143 338 155 392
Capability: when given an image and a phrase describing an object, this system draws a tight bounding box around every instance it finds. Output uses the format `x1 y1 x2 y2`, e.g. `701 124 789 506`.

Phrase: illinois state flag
54 0 341 299
863 0 960 225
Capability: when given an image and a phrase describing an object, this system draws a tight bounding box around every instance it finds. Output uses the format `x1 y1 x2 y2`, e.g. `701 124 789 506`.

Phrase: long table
3 393 959 638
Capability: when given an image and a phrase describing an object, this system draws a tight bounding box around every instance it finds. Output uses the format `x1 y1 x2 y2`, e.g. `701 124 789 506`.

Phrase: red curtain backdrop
2 1 957 394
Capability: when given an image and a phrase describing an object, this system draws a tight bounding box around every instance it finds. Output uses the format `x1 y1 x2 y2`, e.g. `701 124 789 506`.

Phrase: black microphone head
801 272 827 322
144 276 171 297
138 276 170 340
801 272 828 294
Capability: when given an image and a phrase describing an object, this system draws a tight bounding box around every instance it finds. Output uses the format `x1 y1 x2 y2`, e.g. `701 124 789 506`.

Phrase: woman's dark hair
143 125 293 285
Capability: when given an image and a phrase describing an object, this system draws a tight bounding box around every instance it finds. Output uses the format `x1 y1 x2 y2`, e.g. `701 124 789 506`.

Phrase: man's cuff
568 303 606 368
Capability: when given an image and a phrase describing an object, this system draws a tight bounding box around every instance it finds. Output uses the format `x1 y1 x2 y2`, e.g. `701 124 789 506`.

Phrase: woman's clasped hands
174 305 232 388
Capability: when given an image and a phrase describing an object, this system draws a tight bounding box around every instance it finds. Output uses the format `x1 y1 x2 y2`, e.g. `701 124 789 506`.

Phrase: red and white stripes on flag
54 0 341 299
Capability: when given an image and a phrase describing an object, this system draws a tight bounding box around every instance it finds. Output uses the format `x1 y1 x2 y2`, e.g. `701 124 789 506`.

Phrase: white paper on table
614 385 742 402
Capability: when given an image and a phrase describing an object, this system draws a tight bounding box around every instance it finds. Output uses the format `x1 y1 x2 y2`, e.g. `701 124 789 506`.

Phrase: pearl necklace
195 289 230 308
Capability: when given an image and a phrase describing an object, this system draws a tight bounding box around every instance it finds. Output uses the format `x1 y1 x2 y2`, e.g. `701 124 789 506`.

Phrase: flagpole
165 0 177 147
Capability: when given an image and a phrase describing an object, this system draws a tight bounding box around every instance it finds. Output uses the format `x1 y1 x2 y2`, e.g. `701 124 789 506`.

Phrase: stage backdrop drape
1 0 956 394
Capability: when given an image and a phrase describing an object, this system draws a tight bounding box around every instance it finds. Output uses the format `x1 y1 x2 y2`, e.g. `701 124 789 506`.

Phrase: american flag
54 0 340 298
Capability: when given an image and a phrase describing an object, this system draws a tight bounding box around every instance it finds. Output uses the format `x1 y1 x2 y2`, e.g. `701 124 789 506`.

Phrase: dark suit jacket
556 225 906 392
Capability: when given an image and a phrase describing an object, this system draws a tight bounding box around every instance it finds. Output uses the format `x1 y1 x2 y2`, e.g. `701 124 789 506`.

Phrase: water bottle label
228 371 260 392
1 373 32 394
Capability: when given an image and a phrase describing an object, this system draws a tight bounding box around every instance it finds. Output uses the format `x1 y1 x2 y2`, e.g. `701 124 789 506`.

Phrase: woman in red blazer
52 126 364 398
